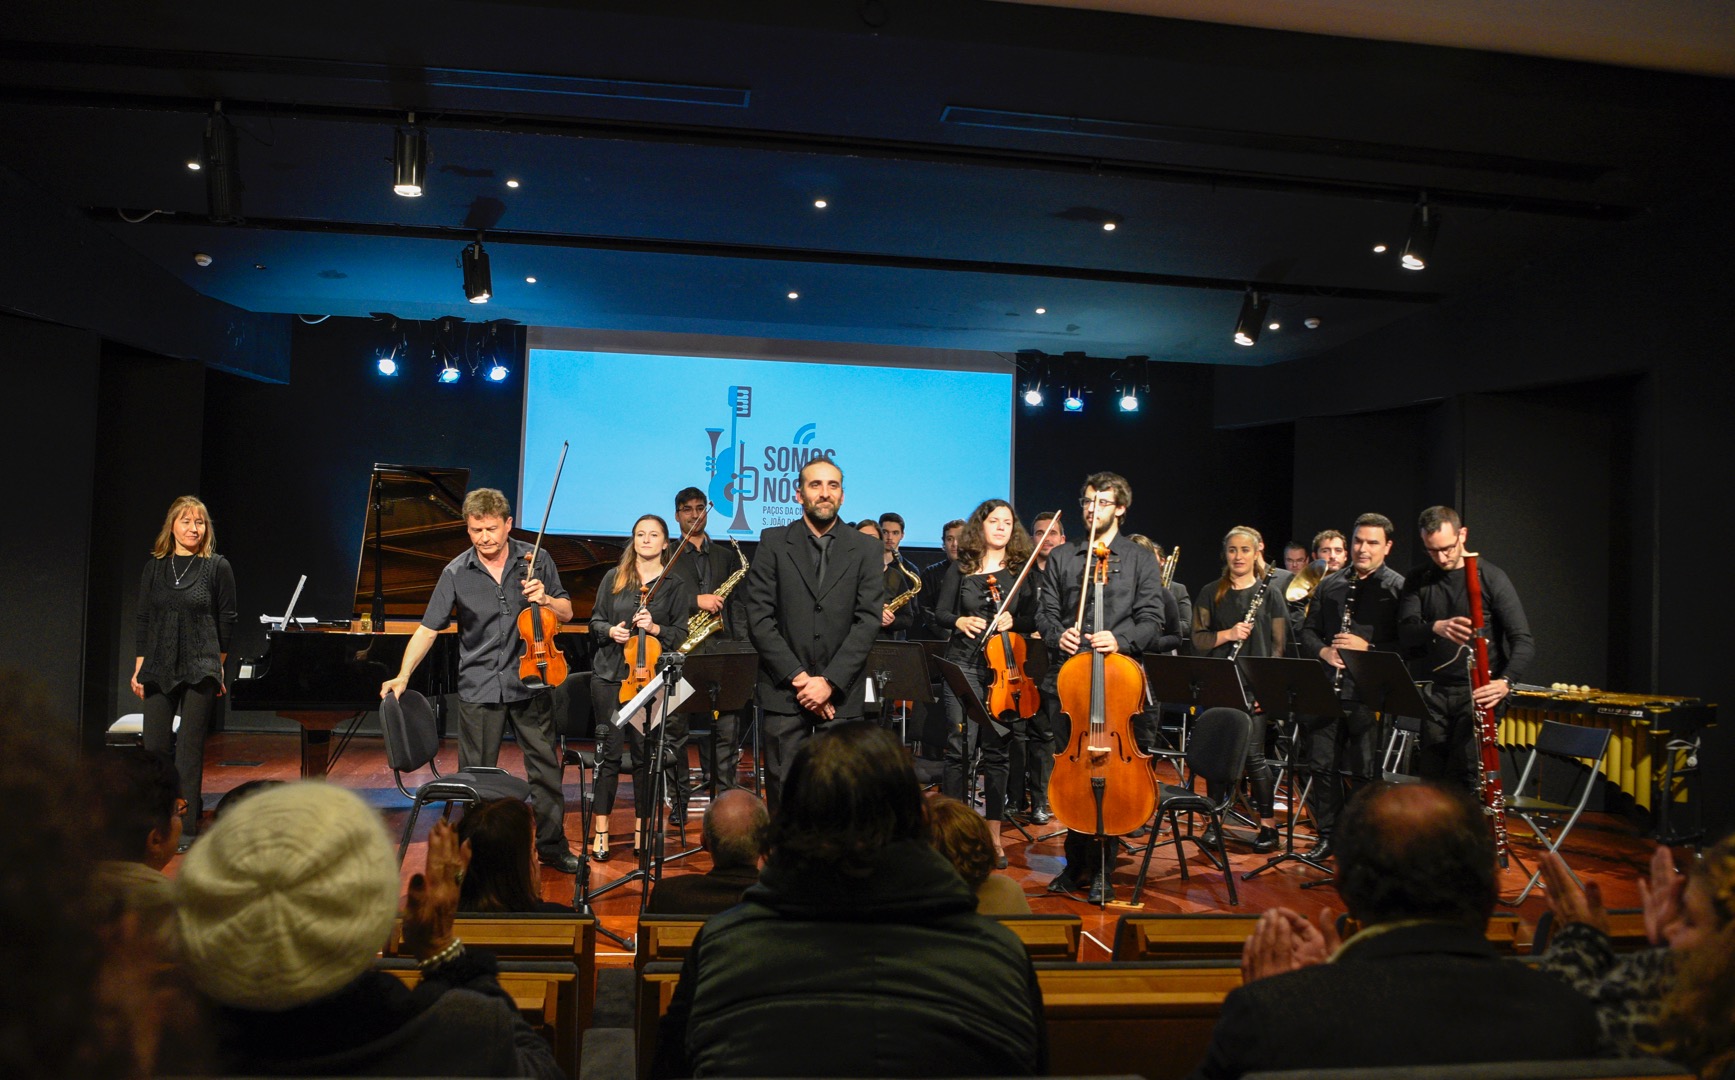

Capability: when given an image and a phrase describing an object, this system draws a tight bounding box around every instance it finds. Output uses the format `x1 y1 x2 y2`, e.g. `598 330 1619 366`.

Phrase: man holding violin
380 487 579 874
1036 472 1172 903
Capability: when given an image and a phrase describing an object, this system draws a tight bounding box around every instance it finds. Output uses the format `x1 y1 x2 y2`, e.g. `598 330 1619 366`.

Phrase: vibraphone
1503 687 1716 841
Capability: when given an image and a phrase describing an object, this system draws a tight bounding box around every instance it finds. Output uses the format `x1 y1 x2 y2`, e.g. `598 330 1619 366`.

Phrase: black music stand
1141 655 1251 871
866 641 936 744
678 642 759 798
1237 656 1343 881
589 654 690 912
932 656 1039 848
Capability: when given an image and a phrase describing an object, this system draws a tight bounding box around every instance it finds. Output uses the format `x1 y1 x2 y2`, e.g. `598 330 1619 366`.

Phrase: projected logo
703 384 835 535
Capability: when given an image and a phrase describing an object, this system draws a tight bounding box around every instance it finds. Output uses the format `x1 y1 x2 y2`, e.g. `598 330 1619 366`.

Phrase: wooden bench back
1112 912 1528 961
1038 961 1243 1080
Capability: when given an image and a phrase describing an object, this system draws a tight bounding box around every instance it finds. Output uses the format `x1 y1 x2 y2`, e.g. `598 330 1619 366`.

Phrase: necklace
171 553 196 586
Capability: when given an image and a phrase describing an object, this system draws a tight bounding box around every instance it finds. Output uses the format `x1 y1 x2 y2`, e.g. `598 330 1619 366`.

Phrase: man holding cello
1037 472 1169 903
380 487 580 874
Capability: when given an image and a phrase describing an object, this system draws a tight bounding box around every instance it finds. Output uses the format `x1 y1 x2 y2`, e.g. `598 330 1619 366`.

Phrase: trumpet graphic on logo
705 385 757 534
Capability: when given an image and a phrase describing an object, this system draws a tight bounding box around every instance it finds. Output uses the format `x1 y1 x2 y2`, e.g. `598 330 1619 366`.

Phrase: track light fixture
1062 390 1085 413
461 235 492 304
438 355 461 383
1401 195 1440 271
1234 289 1270 347
1022 383 1044 407
393 114 427 197
1115 356 1149 413
202 103 243 224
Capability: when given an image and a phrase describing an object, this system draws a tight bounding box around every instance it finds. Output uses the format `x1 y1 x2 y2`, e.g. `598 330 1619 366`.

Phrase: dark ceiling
1 0 1730 374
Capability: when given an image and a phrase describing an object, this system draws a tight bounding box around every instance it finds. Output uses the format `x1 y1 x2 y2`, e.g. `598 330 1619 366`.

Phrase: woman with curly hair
927 795 1031 915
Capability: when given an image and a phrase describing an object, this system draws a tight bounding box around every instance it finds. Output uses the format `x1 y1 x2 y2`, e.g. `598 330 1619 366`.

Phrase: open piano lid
352 463 623 622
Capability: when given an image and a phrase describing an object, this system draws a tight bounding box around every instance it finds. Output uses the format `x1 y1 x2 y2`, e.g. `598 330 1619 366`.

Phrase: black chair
380 689 532 864
1506 720 1613 903
1133 706 1252 906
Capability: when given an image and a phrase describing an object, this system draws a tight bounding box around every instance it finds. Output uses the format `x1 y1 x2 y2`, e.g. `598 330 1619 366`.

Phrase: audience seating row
635 912 1083 970
1110 911 1528 961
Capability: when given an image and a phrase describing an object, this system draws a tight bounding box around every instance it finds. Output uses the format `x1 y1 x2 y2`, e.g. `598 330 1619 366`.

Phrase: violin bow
525 441 570 580
640 500 711 609
973 509 1063 657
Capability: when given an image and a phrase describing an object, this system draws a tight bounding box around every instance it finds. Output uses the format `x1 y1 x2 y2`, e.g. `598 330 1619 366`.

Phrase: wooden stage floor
174 732 1661 966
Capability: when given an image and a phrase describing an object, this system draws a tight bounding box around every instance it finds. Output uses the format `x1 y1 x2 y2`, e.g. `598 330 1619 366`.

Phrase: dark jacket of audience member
1190 782 1600 1080
651 723 1045 1078
175 781 562 1078
457 798 572 913
647 789 768 915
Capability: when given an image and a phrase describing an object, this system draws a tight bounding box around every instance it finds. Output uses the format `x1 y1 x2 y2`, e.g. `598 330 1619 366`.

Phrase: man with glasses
1398 506 1534 792
1035 473 1173 903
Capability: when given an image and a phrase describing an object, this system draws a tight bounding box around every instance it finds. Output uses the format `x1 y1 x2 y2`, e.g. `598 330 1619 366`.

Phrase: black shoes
1307 834 1335 862
1251 826 1280 854
1047 871 1080 895
543 850 582 875
1086 875 1113 904
1199 824 1223 850
994 849 1009 870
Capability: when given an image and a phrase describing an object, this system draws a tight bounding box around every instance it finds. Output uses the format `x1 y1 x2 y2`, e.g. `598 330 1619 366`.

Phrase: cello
516 441 570 690
1047 530 1160 840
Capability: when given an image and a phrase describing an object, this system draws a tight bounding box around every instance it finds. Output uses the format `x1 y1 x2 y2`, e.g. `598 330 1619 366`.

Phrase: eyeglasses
1079 497 1119 509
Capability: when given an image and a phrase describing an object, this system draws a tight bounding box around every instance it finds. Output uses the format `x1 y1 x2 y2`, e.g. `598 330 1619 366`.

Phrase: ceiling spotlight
787 291 799 300
438 357 461 384
506 179 520 189
1401 196 1440 271
1035 307 1047 315
393 116 427 197
202 103 243 224
185 160 201 171
1102 221 1117 232
487 362 509 382
193 252 212 267
377 353 398 376
1023 387 1044 407
1304 317 1321 329
1268 321 1280 331
1233 288 1271 347
461 236 492 304
813 198 828 209
1062 392 1085 413
1372 243 1388 253
1119 392 1139 412
525 276 537 284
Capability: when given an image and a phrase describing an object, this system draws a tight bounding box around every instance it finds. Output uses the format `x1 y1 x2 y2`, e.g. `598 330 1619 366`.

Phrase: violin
983 574 1038 722
1047 538 1159 838
618 584 662 703
517 441 570 690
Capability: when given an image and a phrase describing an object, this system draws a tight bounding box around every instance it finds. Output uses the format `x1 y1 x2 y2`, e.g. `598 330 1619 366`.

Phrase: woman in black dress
934 498 1038 866
588 514 692 860
131 495 236 846
1190 525 1282 852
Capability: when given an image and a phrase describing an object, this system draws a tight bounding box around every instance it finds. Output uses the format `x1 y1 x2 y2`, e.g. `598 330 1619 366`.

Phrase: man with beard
741 458 886 811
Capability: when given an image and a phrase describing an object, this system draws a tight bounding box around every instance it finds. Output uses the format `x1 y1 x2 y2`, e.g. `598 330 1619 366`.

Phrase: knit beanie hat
174 781 400 1010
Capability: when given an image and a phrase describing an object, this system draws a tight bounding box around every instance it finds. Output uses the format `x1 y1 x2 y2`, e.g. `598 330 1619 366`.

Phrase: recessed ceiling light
1035 307 1047 315
193 253 212 267
813 198 828 209
254 263 267 270
1372 243 1388 253
1102 221 1117 231
186 160 202 171
525 276 536 284
787 291 799 300
506 179 520 189
1268 321 1280 331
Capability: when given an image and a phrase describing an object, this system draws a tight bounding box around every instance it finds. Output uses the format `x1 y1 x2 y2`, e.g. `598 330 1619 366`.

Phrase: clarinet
1331 569 1360 693
1463 551 1511 865
1227 563 1277 661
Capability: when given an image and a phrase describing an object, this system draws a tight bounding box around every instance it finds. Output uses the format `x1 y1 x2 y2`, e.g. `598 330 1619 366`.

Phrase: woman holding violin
933 499 1039 867
588 514 693 861
132 495 236 848
1190 525 1285 853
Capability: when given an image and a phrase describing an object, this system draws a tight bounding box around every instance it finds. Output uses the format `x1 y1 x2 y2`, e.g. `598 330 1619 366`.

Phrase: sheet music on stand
615 669 696 732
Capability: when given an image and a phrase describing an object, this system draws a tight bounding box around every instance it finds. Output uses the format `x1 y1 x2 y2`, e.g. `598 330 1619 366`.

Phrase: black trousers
1008 692 1058 814
141 677 218 838
590 677 688 820
1304 701 1378 835
701 709 743 792
939 662 1011 821
1418 683 1490 794
457 691 570 857
759 707 859 815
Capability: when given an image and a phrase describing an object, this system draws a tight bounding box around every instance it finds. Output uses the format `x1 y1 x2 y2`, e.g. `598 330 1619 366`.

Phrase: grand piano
231 464 620 777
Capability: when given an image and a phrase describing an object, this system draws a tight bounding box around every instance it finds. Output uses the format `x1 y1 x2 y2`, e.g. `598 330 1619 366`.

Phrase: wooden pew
1113 912 1528 962
636 911 1082 969
385 912 597 1074
638 961 685 1080
378 958 580 1077
1038 960 1243 1080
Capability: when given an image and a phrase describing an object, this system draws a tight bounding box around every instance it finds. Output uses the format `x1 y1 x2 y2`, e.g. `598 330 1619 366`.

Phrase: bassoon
1463 550 1511 865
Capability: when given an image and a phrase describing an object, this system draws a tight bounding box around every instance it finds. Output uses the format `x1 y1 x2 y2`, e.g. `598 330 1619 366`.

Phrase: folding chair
380 689 531 863
1506 720 1612 904
1133 706 1252 906
1381 713 1424 782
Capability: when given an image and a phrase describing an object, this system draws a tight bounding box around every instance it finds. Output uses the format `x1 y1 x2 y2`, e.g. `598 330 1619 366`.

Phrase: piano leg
281 712 351 780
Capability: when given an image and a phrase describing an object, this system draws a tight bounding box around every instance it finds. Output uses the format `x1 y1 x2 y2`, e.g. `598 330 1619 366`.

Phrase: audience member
211 777 285 821
456 797 573 913
651 722 1045 1078
175 781 561 1078
1538 834 1735 1073
1190 781 1599 1079
647 789 769 915
927 795 1032 915
91 747 183 951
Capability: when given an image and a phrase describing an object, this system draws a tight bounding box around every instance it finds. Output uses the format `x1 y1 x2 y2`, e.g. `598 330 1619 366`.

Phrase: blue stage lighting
377 355 398 376
1062 392 1084 413
487 362 509 382
438 360 461 384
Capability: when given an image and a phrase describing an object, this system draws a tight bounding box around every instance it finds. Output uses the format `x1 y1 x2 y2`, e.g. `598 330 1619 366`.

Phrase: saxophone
678 539 750 655
886 557 923 614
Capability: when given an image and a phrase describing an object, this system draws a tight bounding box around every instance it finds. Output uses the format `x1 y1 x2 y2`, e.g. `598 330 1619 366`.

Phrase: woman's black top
1191 577 1286 659
587 567 694 682
934 562 1039 672
135 553 237 692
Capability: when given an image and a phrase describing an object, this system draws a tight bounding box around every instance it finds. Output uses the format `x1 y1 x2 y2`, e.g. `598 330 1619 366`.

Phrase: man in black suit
645 789 767 915
1189 781 1599 1079
741 457 886 811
